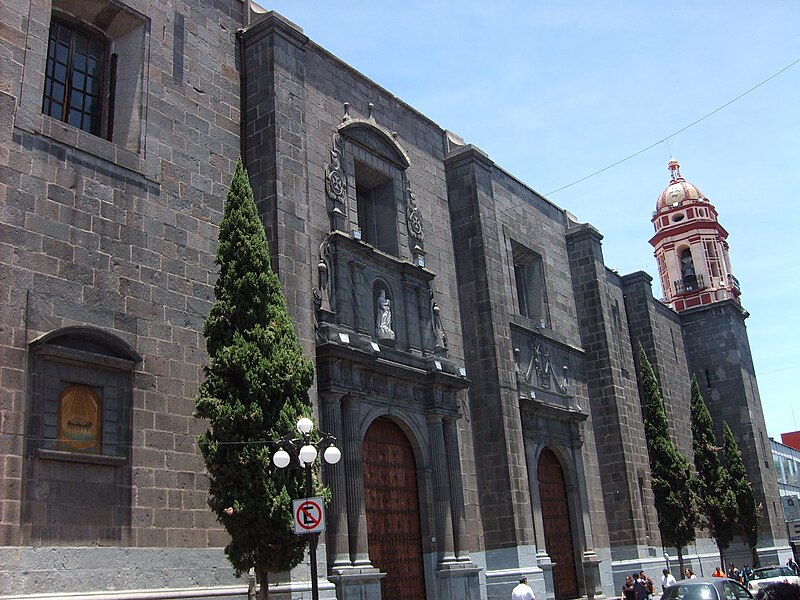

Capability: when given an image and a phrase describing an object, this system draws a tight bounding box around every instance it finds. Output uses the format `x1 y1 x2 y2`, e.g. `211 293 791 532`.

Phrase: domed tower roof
649 159 740 312
656 159 705 211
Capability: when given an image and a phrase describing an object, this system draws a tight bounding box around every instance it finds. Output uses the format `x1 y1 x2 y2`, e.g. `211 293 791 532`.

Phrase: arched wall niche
24 326 139 544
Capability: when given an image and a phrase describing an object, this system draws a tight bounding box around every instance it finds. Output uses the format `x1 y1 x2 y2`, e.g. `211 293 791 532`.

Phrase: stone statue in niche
314 238 333 317
432 301 448 352
376 289 395 340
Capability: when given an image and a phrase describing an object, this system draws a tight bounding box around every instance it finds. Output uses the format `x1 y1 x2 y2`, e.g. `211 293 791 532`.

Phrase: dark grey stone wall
621 272 693 467
240 11 483 585
445 145 612 594
241 13 469 365
0 0 244 563
566 225 654 555
680 301 786 545
445 147 533 555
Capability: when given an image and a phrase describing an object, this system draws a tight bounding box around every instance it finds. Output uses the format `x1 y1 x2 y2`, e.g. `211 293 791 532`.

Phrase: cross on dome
668 159 683 182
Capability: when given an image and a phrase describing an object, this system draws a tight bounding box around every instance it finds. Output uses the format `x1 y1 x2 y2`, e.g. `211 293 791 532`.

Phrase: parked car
661 577 752 600
747 566 800 594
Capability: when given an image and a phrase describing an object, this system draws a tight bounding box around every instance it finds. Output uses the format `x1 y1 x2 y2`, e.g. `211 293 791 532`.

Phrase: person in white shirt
661 569 677 591
512 576 535 600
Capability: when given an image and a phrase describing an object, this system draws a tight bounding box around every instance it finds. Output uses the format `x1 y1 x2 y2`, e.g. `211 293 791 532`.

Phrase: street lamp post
272 417 341 600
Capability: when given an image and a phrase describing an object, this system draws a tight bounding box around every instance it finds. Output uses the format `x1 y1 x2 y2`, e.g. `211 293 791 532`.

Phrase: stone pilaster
429 414 456 563
341 395 371 567
321 392 350 569
443 416 468 560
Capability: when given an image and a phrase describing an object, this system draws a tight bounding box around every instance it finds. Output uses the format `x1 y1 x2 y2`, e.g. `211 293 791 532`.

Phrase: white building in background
771 437 800 553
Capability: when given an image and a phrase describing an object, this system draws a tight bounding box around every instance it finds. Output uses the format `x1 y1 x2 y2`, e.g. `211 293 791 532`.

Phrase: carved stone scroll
406 182 424 243
406 181 426 267
325 132 347 231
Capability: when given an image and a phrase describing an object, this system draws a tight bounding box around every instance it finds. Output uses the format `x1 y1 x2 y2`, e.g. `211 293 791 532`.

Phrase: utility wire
546 56 800 196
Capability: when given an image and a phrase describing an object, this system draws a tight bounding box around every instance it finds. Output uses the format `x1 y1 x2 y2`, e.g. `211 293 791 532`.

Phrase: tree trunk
677 547 685 580
718 546 725 573
259 565 270 600
751 546 760 569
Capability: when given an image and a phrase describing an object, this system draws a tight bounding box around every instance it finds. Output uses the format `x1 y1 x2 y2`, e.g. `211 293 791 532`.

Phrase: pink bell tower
649 159 741 312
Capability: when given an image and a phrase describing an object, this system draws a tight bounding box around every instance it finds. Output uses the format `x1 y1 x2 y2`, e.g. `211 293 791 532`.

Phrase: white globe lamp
299 444 318 465
323 445 342 465
272 449 291 469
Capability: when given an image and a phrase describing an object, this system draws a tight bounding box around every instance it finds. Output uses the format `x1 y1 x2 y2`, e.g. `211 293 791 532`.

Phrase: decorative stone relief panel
511 325 583 413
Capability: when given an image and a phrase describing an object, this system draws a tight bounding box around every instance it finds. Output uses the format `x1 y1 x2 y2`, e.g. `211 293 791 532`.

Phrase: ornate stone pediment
337 101 411 168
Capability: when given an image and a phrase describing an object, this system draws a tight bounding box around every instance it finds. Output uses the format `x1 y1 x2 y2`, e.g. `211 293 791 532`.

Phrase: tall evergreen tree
195 159 316 599
722 421 761 566
639 346 698 577
689 376 738 569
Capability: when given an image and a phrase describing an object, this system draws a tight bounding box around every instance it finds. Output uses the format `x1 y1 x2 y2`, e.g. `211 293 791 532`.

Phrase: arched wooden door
363 418 427 600
538 447 579 600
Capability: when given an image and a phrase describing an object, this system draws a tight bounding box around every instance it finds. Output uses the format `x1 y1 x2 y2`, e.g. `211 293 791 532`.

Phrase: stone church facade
0 2 790 599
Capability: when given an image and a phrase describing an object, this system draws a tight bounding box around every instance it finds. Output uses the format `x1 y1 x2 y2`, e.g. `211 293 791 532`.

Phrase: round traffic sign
294 498 325 533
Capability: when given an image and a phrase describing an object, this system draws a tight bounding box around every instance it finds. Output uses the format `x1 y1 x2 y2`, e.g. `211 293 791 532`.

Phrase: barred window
43 20 106 136
355 160 398 255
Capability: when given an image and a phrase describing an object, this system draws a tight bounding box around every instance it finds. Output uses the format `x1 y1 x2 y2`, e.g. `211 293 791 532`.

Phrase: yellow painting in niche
57 385 100 453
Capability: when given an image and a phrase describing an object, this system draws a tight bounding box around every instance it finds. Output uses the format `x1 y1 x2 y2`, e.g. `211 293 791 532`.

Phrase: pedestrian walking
634 571 654 600
787 557 798 576
661 569 676 591
512 576 535 600
621 575 636 600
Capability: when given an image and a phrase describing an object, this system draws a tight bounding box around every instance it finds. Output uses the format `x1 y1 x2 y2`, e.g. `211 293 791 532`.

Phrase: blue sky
261 1 798 440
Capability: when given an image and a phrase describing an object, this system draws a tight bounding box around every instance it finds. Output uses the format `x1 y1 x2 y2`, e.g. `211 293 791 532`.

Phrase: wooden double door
363 418 427 600
538 447 579 600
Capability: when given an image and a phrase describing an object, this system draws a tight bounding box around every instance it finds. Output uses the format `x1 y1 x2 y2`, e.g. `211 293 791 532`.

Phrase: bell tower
649 159 741 311
648 159 787 554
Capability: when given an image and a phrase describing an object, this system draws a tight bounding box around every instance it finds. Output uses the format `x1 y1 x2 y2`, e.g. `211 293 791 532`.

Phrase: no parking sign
293 497 326 534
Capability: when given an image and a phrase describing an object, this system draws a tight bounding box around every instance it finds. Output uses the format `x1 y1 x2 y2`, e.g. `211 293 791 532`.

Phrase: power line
758 363 800 376
546 56 800 196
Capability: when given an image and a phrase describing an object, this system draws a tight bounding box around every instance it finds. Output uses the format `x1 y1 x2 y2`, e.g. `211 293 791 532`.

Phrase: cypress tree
689 376 738 569
639 345 698 577
722 421 761 566
195 159 316 599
